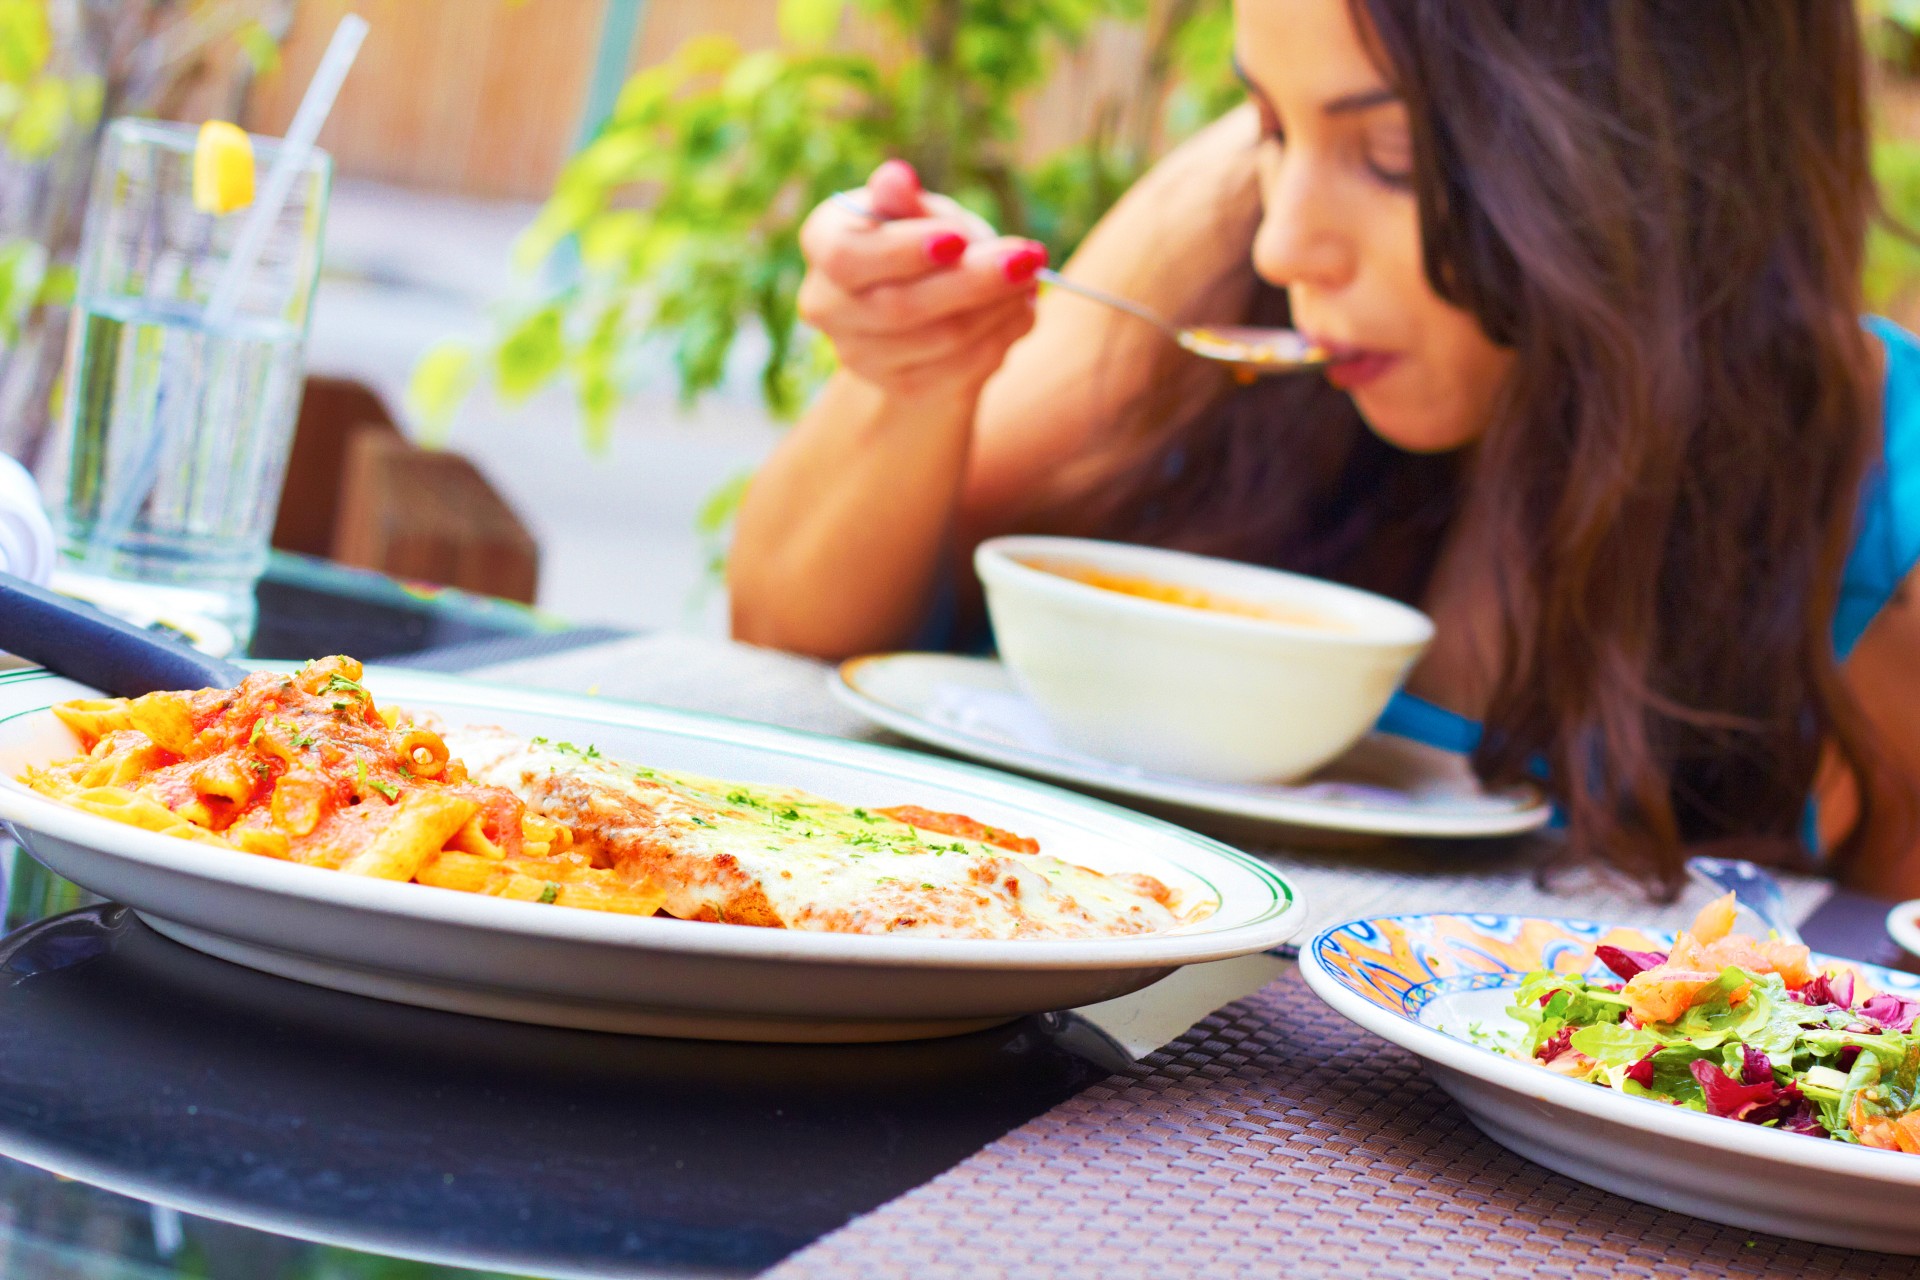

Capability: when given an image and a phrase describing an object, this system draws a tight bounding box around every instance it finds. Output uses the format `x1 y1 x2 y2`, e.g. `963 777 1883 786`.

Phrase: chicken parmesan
444 727 1194 939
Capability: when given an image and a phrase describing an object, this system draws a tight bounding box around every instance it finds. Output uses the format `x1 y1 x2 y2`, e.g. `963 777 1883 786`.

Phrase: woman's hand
797 160 1047 400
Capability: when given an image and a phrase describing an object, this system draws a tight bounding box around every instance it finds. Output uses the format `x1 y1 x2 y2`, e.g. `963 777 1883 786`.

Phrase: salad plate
1301 912 1920 1253
0 664 1303 1042
833 653 1551 838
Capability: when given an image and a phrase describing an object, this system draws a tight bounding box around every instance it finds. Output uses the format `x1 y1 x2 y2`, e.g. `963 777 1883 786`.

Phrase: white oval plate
0 665 1302 1042
833 653 1551 838
1301 911 1920 1253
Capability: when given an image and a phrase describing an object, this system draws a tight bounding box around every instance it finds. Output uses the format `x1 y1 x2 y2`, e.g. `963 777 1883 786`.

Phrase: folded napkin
0 452 53 584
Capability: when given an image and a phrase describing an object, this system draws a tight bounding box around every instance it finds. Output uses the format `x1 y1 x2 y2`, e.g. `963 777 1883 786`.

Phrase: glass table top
0 846 1135 1279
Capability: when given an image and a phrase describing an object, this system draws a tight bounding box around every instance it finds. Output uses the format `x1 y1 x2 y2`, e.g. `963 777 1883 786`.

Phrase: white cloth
0 453 53 584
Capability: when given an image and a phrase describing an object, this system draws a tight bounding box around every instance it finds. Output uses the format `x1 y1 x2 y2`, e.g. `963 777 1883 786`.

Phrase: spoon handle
1032 268 1179 336
1684 855 1805 946
0 571 249 696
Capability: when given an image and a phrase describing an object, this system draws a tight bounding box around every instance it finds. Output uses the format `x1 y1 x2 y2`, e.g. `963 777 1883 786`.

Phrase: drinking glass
47 117 330 646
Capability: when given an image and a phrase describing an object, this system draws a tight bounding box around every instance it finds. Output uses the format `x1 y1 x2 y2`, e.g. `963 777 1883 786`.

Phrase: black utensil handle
0 571 250 696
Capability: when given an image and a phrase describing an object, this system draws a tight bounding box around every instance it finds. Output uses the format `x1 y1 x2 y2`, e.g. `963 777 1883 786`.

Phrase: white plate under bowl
1302 912 1920 1253
833 653 1550 839
0 665 1302 1042
1889 898 1920 961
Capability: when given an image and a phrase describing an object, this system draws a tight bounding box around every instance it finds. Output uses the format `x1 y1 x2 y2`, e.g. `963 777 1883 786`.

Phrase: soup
1028 559 1349 631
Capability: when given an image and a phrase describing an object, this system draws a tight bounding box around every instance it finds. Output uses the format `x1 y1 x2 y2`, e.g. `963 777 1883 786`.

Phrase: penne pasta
19 659 670 924
338 791 478 881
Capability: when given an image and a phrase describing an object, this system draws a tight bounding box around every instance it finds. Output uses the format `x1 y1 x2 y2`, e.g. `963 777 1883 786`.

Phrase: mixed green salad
1507 894 1919 1151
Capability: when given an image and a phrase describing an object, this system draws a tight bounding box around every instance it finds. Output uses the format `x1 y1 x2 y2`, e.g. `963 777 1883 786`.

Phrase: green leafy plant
0 0 96 346
409 0 1239 446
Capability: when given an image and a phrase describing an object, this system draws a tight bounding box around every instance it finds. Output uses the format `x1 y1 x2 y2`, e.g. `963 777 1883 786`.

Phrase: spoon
827 193 1329 374
1684 854 1805 946
0 570 248 697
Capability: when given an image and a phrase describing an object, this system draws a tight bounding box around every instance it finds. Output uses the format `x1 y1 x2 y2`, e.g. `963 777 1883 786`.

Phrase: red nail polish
876 158 921 192
925 232 967 265
1001 244 1047 284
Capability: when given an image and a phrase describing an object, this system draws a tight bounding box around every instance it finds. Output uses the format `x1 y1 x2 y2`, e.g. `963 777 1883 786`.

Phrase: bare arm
1818 564 1920 898
728 107 1264 659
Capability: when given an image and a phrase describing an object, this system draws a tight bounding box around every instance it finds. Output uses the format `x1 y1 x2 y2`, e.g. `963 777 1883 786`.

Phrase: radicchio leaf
1623 1049 1658 1088
1859 992 1920 1033
1594 945 1669 982
1536 1027 1574 1063
1773 1097 1829 1137
1691 1059 1776 1119
1690 1058 1819 1131
1793 971 1856 1011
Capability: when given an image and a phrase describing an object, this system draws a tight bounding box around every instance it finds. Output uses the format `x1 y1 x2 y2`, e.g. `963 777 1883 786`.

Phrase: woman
730 0 1920 899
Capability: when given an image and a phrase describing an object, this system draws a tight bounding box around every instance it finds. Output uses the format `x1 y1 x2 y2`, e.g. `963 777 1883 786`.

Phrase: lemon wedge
192 120 255 215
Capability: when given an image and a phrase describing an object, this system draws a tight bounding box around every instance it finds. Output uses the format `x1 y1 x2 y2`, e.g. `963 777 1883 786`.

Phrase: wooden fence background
240 0 1151 200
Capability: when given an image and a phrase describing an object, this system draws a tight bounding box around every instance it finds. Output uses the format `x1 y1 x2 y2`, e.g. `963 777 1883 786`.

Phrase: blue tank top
1377 316 1920 757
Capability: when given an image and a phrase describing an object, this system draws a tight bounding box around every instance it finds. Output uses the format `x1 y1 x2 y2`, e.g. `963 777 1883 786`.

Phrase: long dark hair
1041 1 1907 894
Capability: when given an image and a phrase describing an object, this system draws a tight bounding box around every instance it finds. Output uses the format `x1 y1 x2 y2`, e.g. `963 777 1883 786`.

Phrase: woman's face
1235 0 1513 452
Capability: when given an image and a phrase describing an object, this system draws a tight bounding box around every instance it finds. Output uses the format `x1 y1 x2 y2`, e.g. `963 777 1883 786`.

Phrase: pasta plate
0 665 1301 1041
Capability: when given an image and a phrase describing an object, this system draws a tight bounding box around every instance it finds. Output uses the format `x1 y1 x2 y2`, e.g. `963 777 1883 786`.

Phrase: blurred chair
271 377 540 604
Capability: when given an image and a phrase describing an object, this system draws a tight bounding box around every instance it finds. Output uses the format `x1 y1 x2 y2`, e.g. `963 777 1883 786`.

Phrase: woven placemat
770 967 1920 1280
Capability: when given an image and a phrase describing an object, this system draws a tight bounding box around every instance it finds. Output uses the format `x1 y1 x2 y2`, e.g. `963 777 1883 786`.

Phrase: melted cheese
445 727 1195 939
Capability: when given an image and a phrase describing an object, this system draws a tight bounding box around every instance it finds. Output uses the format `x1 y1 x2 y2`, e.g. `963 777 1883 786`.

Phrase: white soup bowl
975 536 1434 784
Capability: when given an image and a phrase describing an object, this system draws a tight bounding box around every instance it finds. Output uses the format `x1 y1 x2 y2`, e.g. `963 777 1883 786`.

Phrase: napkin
0 452 53 585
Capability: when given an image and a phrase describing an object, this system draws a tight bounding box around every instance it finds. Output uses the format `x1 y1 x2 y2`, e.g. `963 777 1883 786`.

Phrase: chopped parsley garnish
330 701 350 712
353 760 398 801
324 674 370 701
852 808 878 823
537 883 559 904
777 806 801 822
633 766 656 779
727 789 760 809
551 741 601 760
247 758 271 778
921 883 936 890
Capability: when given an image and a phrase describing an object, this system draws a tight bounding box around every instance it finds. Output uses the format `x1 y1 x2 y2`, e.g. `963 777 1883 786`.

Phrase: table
0 587 1913 1279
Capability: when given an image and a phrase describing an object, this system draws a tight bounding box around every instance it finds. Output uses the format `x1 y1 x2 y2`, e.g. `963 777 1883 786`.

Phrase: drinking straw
88 14 369 572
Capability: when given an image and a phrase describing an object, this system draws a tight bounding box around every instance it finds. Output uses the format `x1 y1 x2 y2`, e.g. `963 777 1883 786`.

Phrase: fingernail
925 231 967 266
876 158 920 191
1001 243 1047 284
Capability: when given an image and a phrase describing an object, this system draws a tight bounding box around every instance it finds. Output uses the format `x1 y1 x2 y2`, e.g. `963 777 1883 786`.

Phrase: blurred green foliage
0 0 95 344
0 0 100 161
1869 139 1920 313
411 0 1238 445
